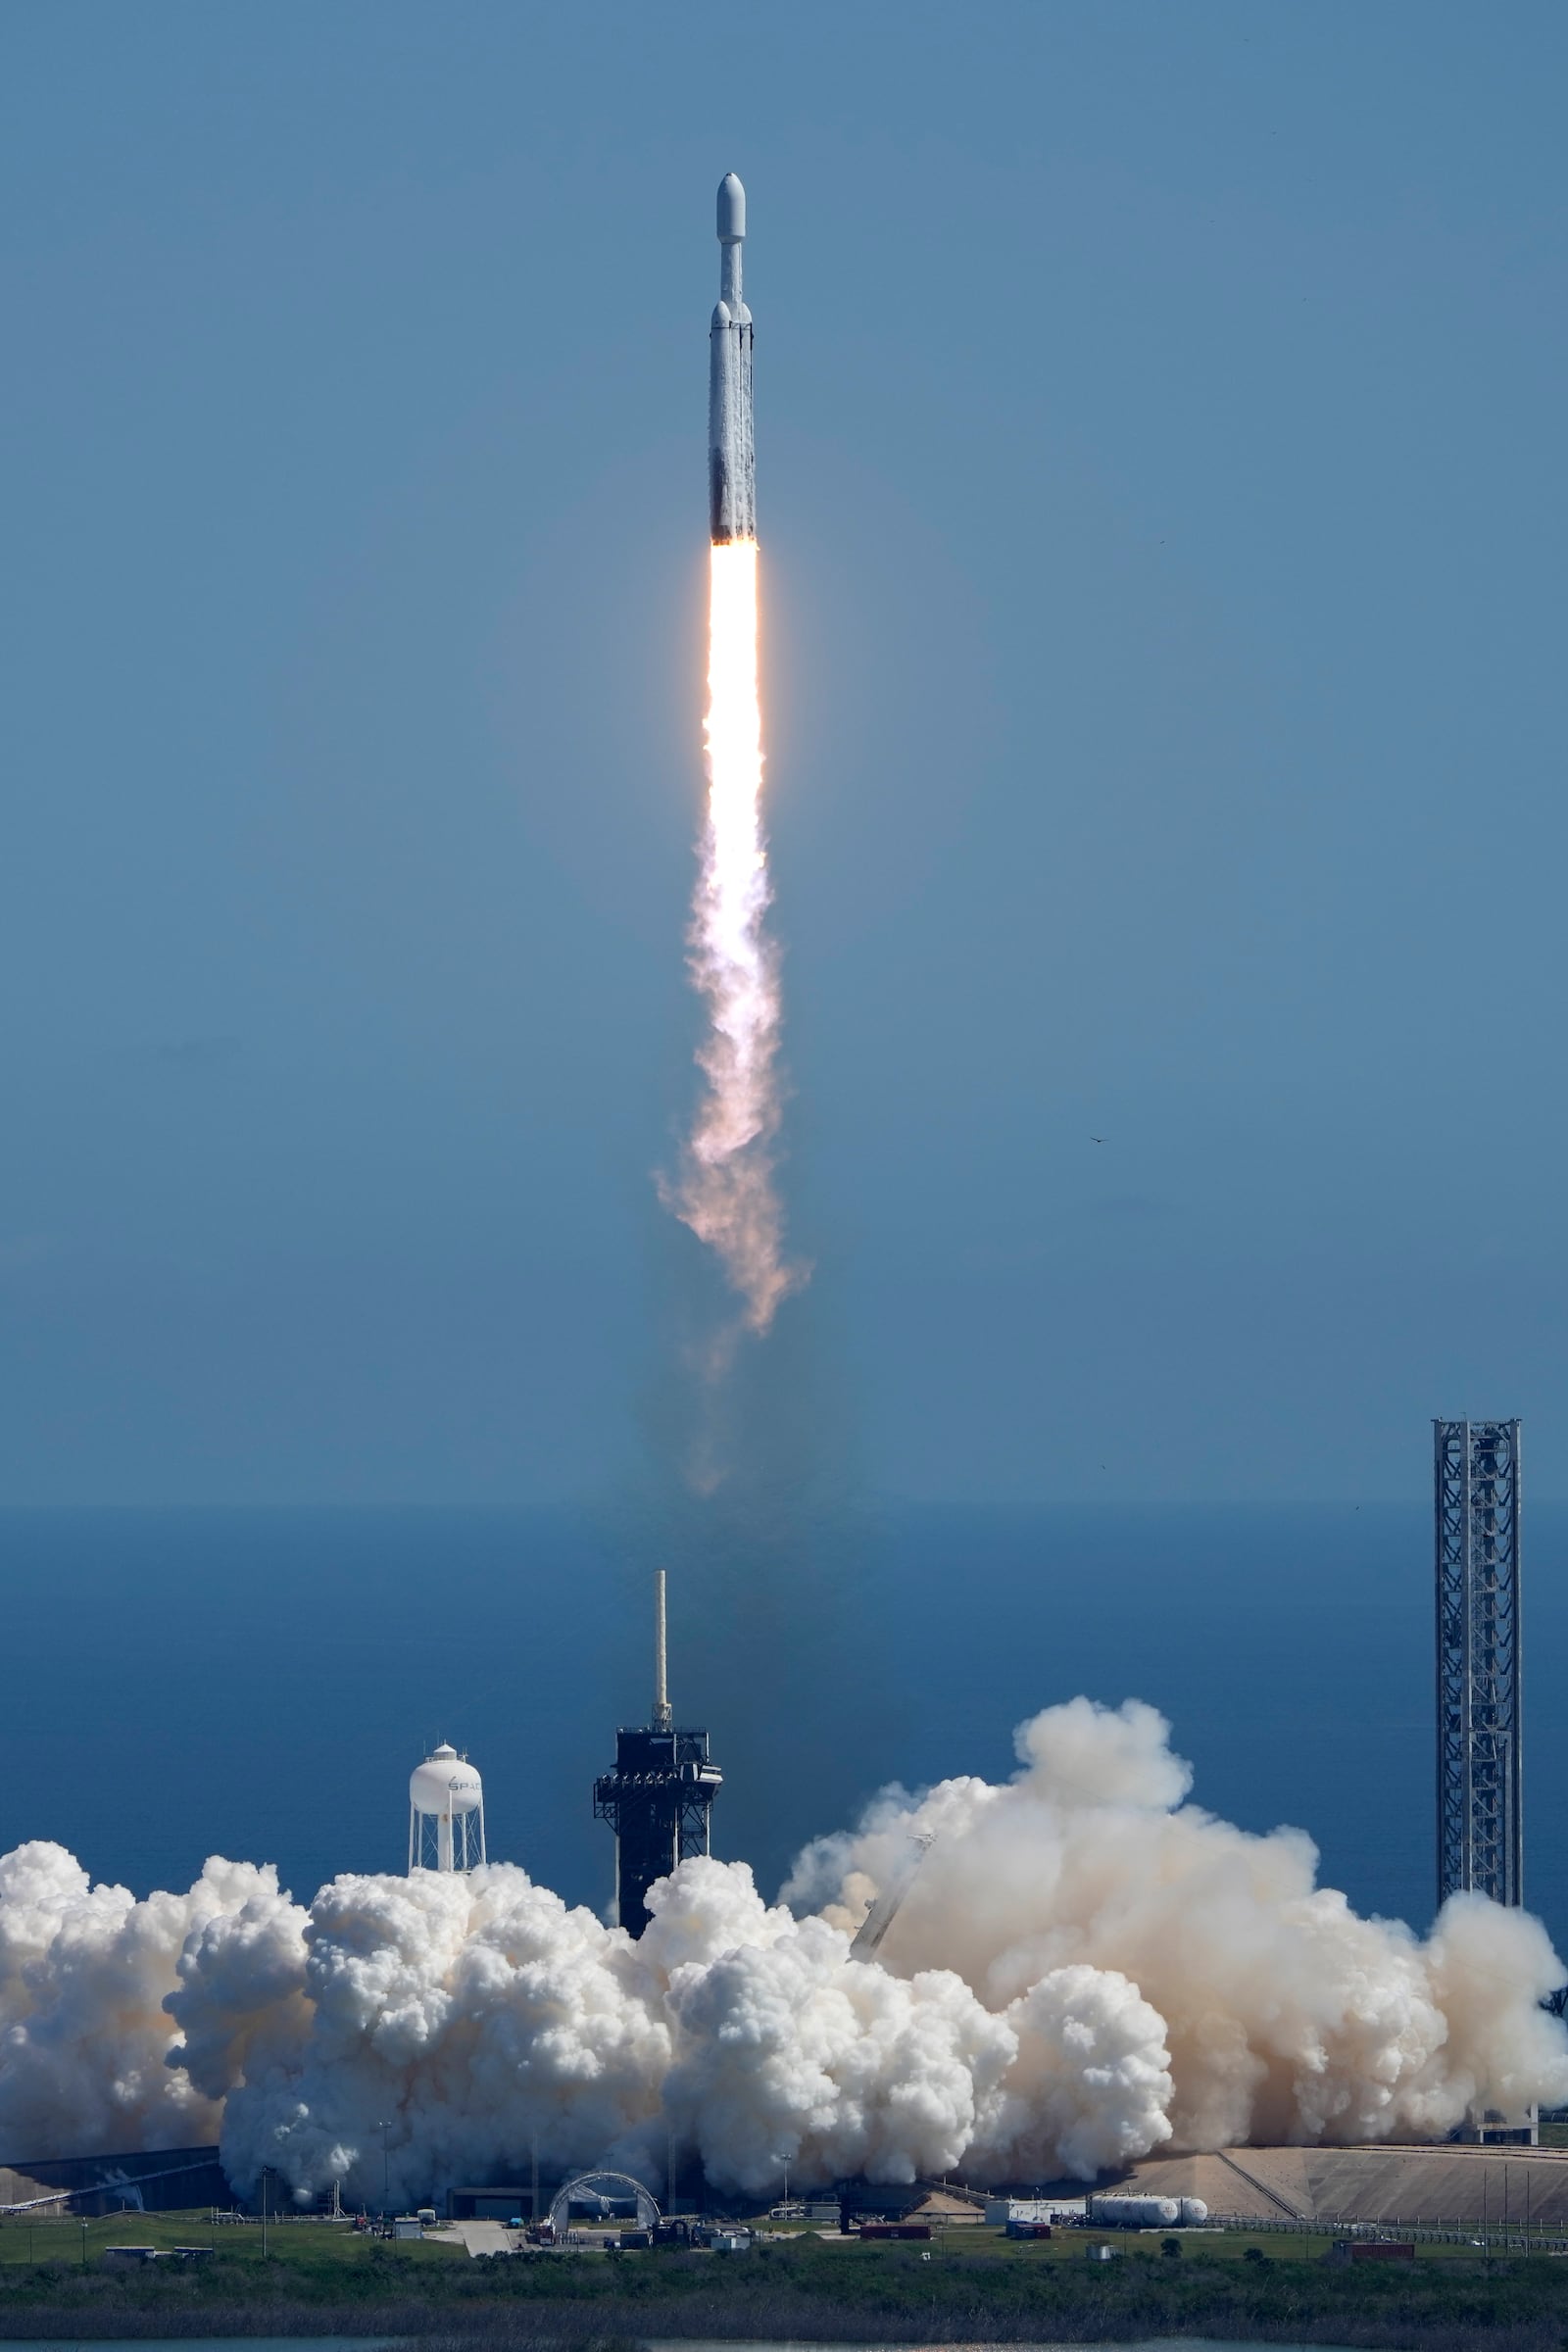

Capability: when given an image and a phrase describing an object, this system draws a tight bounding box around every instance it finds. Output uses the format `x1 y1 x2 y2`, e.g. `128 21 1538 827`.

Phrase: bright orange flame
663 542 801 1333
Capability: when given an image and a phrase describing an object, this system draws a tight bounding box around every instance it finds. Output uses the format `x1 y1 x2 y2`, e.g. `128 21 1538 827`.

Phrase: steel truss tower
1436 1418 1523 1911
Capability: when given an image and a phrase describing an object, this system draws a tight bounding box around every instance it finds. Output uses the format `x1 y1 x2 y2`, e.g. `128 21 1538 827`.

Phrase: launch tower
594 1572 721 1936
1436 1419 1523 1910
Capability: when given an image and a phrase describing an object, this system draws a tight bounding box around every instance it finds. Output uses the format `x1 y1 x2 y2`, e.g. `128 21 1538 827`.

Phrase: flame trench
665 541 799 1333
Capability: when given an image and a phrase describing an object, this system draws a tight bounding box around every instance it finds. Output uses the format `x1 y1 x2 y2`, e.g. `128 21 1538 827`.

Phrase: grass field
0 2208 1550 2272
0 2209 463 2273
1 2208 1567 2344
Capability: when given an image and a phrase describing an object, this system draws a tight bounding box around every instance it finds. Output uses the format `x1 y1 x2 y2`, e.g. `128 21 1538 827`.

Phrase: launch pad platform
1113 2140 1568 2230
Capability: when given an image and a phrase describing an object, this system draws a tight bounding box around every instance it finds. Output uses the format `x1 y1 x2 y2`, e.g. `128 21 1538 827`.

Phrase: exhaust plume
3 1698 1565 2206
662 543 802 1336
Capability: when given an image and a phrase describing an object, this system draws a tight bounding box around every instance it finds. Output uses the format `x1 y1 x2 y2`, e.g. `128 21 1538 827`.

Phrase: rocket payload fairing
709 172 756 544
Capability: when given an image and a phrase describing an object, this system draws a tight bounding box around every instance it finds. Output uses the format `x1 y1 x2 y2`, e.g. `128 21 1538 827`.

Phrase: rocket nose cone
716 172 746 243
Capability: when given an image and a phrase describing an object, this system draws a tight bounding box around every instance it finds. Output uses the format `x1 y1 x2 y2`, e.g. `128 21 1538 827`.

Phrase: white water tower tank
408 1744 486 1874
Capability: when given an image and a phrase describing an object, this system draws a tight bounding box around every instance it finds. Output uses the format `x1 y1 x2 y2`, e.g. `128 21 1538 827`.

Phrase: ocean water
652 2343 1372 2352
1 1503 1564 1961
651 2342 1370 2352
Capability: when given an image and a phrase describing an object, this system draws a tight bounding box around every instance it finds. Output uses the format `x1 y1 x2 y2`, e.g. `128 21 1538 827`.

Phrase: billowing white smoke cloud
786 1698 1568 2157
3 1699 1566 2206
172 1866 668 2208
984 1966 1173 2181
0 1842 284 2158
652 1858 1012 2193
173 1856 1010 2205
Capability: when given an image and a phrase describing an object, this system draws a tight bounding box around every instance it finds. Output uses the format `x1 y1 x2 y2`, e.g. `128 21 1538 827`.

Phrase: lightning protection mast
1436 1419 1523 1911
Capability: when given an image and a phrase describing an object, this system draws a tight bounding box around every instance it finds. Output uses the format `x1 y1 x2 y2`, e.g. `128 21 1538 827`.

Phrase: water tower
409 1743 486 1873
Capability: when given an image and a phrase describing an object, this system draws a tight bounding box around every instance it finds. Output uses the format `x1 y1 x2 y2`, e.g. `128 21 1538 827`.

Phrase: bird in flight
1090 1135 1106 1144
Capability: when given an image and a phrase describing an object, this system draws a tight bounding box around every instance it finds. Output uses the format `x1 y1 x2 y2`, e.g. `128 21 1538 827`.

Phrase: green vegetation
1 2210 1566 2345
0 2209 461 2276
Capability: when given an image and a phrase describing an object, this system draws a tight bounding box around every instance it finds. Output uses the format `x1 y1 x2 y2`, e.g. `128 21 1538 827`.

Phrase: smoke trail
4 1698 1567 2205
662 543 802 1335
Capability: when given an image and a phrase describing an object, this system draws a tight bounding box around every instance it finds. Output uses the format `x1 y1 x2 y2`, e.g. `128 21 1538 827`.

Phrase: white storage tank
1086 2193 1181 2228
409 1743 485 1873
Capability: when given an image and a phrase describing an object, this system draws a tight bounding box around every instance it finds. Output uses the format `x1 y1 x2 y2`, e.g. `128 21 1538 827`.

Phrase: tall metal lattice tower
1436 1418 1523 1911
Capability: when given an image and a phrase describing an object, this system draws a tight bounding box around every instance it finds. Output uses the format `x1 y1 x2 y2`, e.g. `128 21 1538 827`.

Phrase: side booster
709 172 756 544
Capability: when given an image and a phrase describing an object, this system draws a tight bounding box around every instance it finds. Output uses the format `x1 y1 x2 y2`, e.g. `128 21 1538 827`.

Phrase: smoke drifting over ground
3 1700 1564 2204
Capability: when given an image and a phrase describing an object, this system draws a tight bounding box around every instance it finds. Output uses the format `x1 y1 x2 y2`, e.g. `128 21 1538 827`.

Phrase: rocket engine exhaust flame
665 542 799 1332
662 175 803 1335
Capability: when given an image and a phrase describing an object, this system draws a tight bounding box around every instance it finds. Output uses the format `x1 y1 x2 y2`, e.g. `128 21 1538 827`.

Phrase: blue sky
1 2 1563 1503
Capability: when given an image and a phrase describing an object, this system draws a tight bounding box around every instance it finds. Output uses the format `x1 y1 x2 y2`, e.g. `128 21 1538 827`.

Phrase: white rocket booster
709 172 756 545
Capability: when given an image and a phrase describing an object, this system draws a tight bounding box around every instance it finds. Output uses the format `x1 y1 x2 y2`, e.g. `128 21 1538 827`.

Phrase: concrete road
439 2220 514 2258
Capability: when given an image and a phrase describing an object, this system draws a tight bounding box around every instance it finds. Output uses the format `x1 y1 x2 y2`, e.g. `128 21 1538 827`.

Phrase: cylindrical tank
1176 2197 1208 2226
1086 2194 1181 2228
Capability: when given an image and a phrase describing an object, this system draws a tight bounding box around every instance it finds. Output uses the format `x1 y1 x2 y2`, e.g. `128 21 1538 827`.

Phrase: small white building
984 2196 1085 2226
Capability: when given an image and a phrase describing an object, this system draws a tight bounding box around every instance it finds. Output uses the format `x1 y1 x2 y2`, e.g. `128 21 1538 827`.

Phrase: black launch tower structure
594 1572 721 1936
1436 1417 1523 1911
